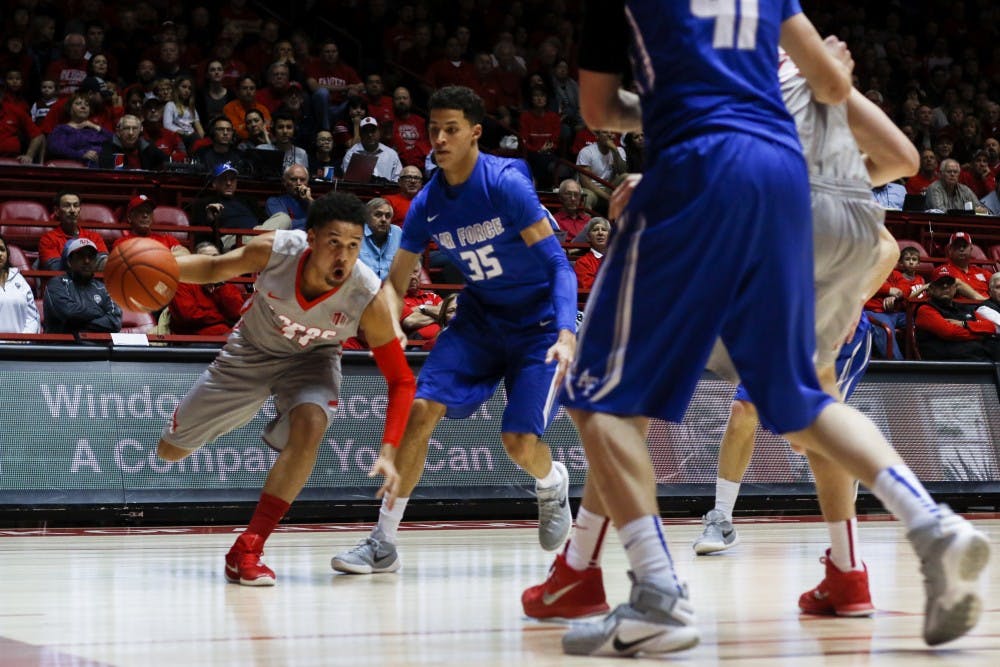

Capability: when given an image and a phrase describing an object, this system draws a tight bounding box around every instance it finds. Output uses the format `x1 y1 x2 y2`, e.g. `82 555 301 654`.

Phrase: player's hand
368 444 400 508
545 329 577 388
609 173 642 220
823 35 854 73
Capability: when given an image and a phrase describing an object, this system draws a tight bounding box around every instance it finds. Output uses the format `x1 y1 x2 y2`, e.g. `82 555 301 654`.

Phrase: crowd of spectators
4 1 1000 358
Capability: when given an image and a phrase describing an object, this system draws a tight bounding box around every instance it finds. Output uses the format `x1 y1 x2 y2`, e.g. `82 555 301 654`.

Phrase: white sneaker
536 461 572 551
907 505 990 646
692 509 739 555
331 537 401 574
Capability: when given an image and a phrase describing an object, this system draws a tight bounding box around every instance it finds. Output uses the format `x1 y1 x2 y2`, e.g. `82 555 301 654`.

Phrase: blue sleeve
528 234 578 333
494 165 548 232
783 0 802 21
399 194 429 254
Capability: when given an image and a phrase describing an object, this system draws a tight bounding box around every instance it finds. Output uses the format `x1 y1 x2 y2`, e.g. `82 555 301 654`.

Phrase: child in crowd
866 246 928 359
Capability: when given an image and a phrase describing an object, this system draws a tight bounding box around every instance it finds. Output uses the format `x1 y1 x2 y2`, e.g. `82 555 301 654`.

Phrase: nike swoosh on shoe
542 581 582 605
612 631 666 653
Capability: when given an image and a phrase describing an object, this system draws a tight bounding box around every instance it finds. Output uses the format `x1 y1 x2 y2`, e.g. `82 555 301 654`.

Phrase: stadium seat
970 244 988 261
79 203 120 245
896 239 934 276
153 206 190 242
989 244 1000 262
0 200 52 251
120 309 157 334
45 159 86 169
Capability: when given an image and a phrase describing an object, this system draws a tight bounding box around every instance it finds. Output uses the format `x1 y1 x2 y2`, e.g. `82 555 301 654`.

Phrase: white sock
870 465 940 531
619 515 681 591
714 477 741 519
564 507 611 571
374 496 409 543
827 518 863 572
535 461 562 489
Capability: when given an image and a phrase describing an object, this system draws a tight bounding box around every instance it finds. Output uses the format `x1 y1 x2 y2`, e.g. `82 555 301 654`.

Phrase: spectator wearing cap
384 165 424 226
266 164 314 231
194 116 251 175
924 158 986 213
38 190 109 270
112 195 188 257
341 116 402 183
141 97 186 162
256 111 308 170
43 237 122 336
97 113 168 170
189 162 289 250
914 273 1000 361
0 81 45 163
932 232 993 299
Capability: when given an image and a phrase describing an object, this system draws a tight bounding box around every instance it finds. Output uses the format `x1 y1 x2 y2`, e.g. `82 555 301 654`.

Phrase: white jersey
238 229 380 356
778 52 870 187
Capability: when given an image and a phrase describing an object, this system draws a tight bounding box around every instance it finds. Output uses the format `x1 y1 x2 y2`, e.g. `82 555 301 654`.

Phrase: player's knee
501 432 539 461
157 439 192 462
288 404 329 443
729 399 758 425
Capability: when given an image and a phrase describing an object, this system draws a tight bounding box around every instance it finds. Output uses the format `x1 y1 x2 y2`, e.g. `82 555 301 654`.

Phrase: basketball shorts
563 132 831 435
734 313 873 407
810 176 886 366
416 305 561 436
161 330 342 450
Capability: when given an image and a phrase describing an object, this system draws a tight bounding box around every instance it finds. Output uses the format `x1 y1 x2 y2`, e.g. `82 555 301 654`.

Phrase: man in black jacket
97 114 167 170
43 238 122 335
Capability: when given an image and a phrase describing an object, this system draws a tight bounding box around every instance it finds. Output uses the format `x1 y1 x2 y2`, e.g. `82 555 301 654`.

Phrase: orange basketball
103 237 179 312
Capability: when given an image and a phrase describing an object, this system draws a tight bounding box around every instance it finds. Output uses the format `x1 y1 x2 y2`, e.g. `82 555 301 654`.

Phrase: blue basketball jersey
400 153 554 326
625 0 802 155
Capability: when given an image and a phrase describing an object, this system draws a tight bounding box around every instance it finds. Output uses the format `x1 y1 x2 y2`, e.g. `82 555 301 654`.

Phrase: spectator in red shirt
932 231 993 299
39 77 123 135
905 149 939 195
112 195 187 257
959 150 996 198
167 241 247 336
38 191 109 270
388 86 430 168
305 41 363 131
45 33 88 95
520 86 564 189
400 264 444 343
865 246 927 360
914 274 1000 361
424 37 475 95
254 62 292 114
574 217 610 292
552 178 591 240
0 85 44 163
384 165 424 227
361 73 394 128
141 97 186 162
469 52 502 115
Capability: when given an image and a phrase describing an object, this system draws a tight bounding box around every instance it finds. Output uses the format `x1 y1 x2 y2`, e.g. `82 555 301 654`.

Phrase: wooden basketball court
1 516 996 665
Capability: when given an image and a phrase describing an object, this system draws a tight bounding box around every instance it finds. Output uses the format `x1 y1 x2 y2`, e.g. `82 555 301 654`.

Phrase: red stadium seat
152 205 190 242
0 200 52 251
989 244 1000 262
970 244 988 261
120 309 157 334
79 203 121 245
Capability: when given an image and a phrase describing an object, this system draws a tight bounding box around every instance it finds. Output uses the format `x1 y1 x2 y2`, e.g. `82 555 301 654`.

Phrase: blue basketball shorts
415 307 561 436
563 132 831 434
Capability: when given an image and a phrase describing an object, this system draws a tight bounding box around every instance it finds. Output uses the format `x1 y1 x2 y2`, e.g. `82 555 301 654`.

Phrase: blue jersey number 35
459 244 503 281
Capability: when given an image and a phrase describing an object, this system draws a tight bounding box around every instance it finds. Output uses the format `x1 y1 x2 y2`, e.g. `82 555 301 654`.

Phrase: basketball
103 237 180 312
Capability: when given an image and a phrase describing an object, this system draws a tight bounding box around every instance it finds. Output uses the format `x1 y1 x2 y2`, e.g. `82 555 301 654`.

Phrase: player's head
305 192 367 287
899 246 921 272
427 86 484 173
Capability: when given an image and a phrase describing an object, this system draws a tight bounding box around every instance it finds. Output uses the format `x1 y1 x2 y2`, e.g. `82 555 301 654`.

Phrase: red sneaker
522 553 610 619
225 533 276 586
798 549 874 617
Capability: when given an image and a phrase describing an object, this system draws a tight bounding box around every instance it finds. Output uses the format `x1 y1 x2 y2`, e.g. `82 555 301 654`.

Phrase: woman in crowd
0 234 40 335
46 93 112 166
199 60 235 122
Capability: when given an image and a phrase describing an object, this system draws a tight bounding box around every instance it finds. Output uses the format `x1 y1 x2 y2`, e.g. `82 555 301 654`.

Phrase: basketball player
552 1 989 657
331 86 578 574
157 192 416 586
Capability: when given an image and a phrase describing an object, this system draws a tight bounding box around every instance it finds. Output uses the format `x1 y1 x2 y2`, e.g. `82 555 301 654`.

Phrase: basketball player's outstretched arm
359 283 417 507
175 232 275 284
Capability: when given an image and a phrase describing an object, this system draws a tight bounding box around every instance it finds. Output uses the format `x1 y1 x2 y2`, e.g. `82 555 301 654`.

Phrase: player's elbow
812 76 852 106
895 141 920 178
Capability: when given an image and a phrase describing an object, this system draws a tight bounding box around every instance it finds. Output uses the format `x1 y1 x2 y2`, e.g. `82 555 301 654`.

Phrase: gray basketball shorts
810 176 886 367
161 330 342 451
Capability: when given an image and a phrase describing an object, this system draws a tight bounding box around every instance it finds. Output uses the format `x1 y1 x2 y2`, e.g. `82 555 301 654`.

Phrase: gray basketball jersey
779 53 870 186
238 229 381 355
